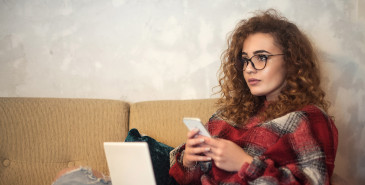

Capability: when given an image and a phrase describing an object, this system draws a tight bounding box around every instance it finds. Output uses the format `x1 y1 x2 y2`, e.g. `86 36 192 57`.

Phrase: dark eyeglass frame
236 53 285 71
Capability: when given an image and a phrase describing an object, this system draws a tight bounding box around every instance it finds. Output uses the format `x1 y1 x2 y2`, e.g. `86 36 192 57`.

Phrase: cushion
124 128 178 185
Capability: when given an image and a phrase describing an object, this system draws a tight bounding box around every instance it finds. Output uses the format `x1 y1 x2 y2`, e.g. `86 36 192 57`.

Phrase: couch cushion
0 97 130 185
129 99 218 148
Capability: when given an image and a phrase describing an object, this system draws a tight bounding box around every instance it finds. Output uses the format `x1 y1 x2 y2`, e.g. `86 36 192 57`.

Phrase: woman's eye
258 55 268 61
241 57 250 64
242 57 249 63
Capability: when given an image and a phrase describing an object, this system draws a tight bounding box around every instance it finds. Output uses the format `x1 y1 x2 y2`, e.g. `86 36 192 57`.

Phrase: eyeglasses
236 54 284 71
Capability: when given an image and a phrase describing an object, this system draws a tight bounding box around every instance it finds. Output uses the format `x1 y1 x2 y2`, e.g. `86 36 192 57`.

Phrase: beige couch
0 97 346 185
0 97 217 185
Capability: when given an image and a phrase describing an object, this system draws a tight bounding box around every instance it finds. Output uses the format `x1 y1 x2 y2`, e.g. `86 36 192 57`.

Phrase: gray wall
1 0 364 184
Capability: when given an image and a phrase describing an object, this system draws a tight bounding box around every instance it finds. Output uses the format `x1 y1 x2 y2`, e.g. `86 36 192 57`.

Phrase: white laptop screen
104 142 156 185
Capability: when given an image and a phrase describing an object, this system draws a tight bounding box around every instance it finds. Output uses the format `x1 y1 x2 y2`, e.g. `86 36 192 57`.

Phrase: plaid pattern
169 105 338 185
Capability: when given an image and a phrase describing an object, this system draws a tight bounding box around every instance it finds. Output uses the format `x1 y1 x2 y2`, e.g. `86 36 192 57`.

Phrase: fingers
202 137 222 149
183 133 212 167
183 145 211 167
185 137 211 156
187 146 211 155
203 147 223 160
202 138 226 160
185 146 212 162
187 128 200 139
186 137 203 147
202 138 252 172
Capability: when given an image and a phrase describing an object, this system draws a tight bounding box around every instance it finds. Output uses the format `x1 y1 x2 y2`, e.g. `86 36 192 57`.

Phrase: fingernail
205 147 210 151
206 157 211 160
200 139 205 142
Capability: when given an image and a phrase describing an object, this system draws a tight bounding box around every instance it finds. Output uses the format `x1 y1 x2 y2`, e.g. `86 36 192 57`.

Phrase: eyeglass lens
242 55 266 70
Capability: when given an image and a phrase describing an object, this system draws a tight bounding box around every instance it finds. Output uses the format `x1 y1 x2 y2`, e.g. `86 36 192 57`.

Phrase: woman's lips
247 78 261 85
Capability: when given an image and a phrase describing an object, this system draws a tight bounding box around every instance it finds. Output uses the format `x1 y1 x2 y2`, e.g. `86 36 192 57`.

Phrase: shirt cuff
238 156 268 181
178 150 199 172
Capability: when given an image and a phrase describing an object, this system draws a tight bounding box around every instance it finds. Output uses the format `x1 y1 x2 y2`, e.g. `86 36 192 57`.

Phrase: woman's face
242 33 287 101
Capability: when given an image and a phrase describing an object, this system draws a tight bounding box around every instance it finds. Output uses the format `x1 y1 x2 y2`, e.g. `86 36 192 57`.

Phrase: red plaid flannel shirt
169 105 338 185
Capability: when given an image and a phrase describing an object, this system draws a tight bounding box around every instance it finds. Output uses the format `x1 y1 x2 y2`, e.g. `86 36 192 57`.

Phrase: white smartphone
183 117 211 138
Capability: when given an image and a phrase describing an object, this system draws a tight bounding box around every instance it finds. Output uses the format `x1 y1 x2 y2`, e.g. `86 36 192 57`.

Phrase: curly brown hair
216 9 329 126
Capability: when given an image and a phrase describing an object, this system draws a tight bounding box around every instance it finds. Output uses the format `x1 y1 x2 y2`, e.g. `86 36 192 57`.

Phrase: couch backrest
0 97 130 185
0 97 218 185
129 99 218 147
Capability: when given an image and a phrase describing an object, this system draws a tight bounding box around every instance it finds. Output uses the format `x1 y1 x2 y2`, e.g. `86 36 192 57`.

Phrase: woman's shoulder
259 105 333 135
276 104 330 121
207 105 332 130
300 104 326 113
300 104 332 122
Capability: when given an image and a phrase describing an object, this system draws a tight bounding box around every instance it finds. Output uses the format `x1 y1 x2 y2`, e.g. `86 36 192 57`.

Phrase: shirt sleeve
169 114 220 184
237 110 336 185
169 144 205 184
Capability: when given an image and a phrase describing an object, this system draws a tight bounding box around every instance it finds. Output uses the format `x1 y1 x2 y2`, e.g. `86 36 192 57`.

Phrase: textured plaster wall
0 0 364 184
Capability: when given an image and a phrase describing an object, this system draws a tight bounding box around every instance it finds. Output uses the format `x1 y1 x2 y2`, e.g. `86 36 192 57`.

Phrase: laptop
104 142 156 185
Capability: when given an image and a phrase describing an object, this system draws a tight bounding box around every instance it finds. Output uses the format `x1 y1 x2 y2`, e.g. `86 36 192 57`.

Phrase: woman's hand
182 129 212 168
204 138 253 172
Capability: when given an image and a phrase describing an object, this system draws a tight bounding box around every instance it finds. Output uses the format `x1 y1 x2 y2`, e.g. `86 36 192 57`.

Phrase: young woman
169 9 338 184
